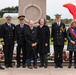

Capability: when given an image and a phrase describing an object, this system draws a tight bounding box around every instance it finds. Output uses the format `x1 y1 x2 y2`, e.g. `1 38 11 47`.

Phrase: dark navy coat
24 27 38 58
15 24 28 45
0 23 15 45
51 22 67 45
37 25 50 53
67 27 76 51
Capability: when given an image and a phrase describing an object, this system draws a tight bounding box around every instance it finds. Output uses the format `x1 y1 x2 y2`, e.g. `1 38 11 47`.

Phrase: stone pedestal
19 0 46 24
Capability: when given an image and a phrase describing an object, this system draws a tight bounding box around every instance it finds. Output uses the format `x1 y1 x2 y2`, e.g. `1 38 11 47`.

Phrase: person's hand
35 43 37 46
45 43 48 46
32 43 36 47
1 42 5 45
15 43 18 46
71 40 75 44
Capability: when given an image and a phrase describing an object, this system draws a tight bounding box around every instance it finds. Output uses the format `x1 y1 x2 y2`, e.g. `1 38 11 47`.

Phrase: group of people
0 14 76 70
51 14 76 69
0 15 50 70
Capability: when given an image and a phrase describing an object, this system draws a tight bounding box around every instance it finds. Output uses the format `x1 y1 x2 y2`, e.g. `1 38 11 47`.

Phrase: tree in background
0 6 18 17
46 15 51 21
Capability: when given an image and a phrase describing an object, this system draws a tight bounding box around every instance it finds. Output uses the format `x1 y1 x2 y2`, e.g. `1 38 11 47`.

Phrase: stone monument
19 0 46 24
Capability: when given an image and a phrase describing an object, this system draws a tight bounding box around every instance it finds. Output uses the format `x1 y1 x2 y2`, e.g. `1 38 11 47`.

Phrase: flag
63 2 76 19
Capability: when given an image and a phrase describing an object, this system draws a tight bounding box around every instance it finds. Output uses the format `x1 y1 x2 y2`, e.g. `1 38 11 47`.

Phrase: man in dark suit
15 15 28 68
51 14 67 68
24 20 38 69
0 15 15 68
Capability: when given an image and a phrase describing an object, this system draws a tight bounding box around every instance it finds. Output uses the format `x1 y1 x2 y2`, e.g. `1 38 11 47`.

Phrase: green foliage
62 18 72 24
46 15 51 20
0 6 18 17
0 6 18 13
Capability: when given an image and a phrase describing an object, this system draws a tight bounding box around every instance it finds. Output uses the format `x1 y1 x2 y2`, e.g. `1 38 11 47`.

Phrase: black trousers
54 45 64 65
39 53 47 66
3 45 14 66
26 48 37 66
69 51 76 64
16 45 26 65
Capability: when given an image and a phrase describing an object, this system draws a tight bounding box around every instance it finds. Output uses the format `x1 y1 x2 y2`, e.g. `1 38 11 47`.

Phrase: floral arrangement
47 50 73 62
0 45 74 62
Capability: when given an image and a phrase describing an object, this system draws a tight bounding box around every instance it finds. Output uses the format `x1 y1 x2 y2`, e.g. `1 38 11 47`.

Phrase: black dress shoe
28 66 33 69
9 65 13 68
68 64 72 68
16 65 20 68
74 64 76 69
44 65 47 68
55 64 58 68
39 64 44 68
33 65 37 69
22 65 26 68
0 66 5 70
59 64 63 68
5 65 9 68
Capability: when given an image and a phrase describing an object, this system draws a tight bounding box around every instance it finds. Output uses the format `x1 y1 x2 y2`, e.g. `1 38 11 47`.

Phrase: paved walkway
0 66 76 75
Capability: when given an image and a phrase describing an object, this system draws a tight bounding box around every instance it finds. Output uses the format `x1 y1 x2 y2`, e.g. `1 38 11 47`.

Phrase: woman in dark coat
67 20 76 68
37 19 50 68
24 20 38 69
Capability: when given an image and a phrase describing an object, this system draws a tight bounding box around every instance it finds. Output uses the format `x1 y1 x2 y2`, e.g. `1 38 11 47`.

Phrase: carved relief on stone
23 4 42 23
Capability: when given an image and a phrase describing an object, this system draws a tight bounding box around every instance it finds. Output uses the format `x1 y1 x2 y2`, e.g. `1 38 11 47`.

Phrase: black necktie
8 24 11 27
57 22 60 26
20 25 24 28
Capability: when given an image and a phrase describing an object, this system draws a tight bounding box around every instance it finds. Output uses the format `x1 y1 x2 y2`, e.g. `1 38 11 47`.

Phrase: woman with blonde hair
67 19 76 68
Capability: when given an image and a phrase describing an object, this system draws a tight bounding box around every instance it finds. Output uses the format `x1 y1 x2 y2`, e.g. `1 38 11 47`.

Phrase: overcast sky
0 0 76 19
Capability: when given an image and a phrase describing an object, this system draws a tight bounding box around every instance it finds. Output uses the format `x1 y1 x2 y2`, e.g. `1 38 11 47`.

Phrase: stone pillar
19 0 46 24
